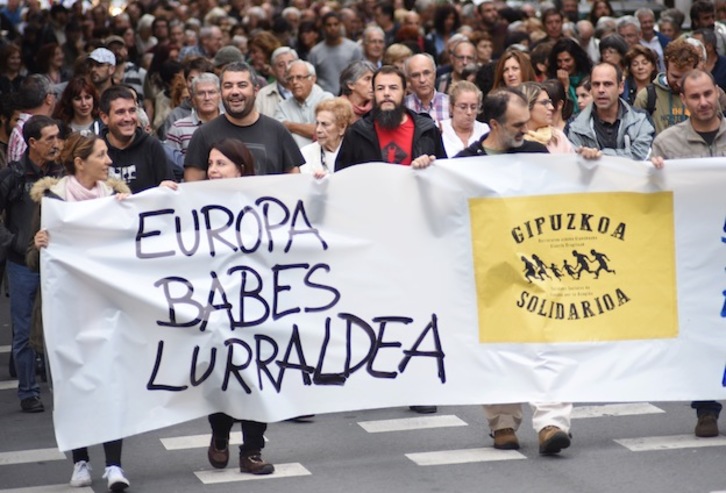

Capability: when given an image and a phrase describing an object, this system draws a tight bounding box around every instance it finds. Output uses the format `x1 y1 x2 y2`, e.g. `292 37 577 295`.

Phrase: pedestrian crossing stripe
358 415 467 433
571 403 665 418
0 380 18 391
406 448 526 466
194 463 311 483
0 345 10 354
615 434 726 451
0 448 65 466
0 485 93 493
160 431 267 451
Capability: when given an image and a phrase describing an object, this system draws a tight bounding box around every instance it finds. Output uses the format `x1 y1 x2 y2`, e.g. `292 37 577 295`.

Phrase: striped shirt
165 110 204 155
7 112 31 163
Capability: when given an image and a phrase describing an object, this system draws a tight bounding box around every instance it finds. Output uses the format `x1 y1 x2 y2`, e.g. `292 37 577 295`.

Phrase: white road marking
160 431 268 450
406 448 526 466
0 345 10 354
0 486 93 493
572 403 665 419
358 415 468 433
0 380 18 391
0 448 66 466
194 463 311 484
615 434 726 451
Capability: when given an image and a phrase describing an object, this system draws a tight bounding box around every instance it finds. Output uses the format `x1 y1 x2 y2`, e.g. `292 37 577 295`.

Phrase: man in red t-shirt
336 65 447 171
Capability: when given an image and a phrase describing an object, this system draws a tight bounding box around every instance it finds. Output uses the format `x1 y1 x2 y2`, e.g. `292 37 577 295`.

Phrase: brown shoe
492 428 519 450
207 437 229 469
538 425 571 455
239 450 275 475
695 414 720 437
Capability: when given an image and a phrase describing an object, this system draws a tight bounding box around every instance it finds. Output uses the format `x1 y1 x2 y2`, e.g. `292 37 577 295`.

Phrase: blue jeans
691 401 722 417
7 261 40 401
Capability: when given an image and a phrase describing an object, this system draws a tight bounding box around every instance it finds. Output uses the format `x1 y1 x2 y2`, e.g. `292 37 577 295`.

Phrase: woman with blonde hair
492 48 536 90
440 81 489 157
383 44 414 73
300 98 354 174
29 132 132 491
519 81 574 154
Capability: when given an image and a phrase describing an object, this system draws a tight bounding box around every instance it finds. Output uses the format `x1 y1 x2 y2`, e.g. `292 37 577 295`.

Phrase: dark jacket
335 109 447 171
0 153 64 265
456 132 549 157
103 127 175 193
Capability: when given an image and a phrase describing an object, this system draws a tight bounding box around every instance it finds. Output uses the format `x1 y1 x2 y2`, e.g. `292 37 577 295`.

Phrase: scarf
524 126 553 145
65 176 109 202
348 98 372 119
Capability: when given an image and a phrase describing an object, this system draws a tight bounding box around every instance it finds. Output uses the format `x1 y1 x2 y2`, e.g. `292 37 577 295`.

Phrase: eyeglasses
454 103 479 112
287 74 312 83
195 90 219 98
536 99 554 107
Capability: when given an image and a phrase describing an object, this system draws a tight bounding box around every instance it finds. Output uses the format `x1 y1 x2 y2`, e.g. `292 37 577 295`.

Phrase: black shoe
20 396 44 413
409 406 437 414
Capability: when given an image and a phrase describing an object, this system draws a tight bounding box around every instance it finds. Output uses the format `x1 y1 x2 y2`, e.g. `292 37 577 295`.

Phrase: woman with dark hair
492 48 536 90
29 132 132 491
541 78 573 131
520 81 574 153
0 44 25 94
338 60 375 120
207 138 256 179
547 38 592 113
623 45 658 105
589 0 615 25
52 76 102 136
35 43 69 86
295 21 319 61
599 34 628 72
204 138 276 477
142 43 179 124
426 4 461 62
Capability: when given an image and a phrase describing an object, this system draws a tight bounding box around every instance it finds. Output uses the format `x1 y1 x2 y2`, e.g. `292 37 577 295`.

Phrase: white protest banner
41 155 726 451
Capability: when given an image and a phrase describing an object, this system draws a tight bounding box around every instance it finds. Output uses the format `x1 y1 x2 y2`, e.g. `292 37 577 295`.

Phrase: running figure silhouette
571 250 593 279
590 249 615 278
521 255 540 283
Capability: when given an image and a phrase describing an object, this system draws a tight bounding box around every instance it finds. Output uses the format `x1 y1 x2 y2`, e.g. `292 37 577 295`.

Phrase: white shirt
440 119 490 157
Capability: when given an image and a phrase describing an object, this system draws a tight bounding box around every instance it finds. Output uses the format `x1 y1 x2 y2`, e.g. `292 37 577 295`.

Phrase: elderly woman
29 132 131 491
383 44 413 73
339 60 376 121
492 48 536 90
520 81 574 153
300 98 354 174
440 81 489 157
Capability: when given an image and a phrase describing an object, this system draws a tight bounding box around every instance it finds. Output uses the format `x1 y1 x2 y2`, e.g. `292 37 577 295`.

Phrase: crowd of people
0 0 725 489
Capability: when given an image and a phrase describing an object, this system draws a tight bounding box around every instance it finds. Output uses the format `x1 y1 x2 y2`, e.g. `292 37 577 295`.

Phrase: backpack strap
646 83 656 115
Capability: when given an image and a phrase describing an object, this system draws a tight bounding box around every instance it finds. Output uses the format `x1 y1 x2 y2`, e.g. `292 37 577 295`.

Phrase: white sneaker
69 460 92 487
102 465 130 491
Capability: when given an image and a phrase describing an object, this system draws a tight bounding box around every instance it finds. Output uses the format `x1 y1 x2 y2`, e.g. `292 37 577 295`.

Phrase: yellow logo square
469 192 678 343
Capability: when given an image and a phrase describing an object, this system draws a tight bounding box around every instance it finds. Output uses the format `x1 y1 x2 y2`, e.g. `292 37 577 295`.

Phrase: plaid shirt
7 113 31 163
404 91 450 125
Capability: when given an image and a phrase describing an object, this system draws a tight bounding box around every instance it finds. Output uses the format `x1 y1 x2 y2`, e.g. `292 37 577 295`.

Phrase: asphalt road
1 293 725 493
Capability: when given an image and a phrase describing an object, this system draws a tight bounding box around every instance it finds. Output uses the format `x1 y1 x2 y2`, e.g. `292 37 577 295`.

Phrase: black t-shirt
593 115 621 151
697 129 719 146
184 114 303 176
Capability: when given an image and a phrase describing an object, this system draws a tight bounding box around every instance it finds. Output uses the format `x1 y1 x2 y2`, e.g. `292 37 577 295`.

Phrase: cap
213 45 243 68
88 48 116 66
105 35 125 47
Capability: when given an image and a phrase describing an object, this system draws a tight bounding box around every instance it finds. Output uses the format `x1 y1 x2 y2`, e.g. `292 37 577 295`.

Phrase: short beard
372 102 405 131
223 99 254 120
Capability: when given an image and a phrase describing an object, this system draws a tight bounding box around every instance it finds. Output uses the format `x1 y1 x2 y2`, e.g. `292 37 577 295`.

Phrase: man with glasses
166 73 223 156
436 39 476 94
405 53 450 125
275 60 333 148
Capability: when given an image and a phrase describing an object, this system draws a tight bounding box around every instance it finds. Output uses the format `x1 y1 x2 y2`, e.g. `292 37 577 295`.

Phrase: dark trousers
71 440 123 467
208 413 267 454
